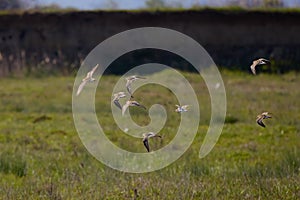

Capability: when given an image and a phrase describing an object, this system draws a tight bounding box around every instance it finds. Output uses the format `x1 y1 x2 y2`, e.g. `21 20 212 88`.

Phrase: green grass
0 71 299 199
0 151 26 177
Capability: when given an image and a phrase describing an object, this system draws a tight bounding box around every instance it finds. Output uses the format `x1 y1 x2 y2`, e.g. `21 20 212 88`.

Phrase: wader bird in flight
250 58 270 75
256 112 272 128
125 75 146 98
112 92 126 110
175 105 189 113
76 64 99 96
142 132 162 152
122 100 146 116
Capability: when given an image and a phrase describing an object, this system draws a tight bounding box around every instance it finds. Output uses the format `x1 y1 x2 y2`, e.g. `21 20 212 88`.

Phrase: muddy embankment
0 9 300 76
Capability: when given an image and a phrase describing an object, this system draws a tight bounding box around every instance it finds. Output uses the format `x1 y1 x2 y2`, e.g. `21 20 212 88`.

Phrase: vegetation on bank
1 6 300 15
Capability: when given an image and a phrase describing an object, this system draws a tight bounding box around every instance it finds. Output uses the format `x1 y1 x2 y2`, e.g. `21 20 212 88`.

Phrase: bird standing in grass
250 58 270 75
125 75 146 98
122 100 146 116
112 92 126 110
76 64 99 96
256 112 272 127
175 104 190 113
142 132 162 152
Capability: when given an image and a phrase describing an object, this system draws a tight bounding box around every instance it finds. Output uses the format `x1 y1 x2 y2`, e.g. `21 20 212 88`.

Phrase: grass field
0 71 299 199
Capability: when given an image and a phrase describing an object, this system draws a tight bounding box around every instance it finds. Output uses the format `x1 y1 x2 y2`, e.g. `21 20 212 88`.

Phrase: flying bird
256 112 272 128
125 75 146 98
112 92 126 110
122 100 146 116
76 64 99 96
250 58 270 75
175 104 190 113
142 132 162 152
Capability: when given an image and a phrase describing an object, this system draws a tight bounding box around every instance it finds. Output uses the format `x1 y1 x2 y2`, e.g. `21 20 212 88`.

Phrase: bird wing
256 116 266 128
126 76 135 81
182 105 189 109
262 112 272 117
250 62 257 75
143 138 150 152
259 58 270 63
151 134 162 139
122 101 130 116
114 92 126 100
126 80 133 97
113 99 122 110
146 132 155 138
132 102 146 109
136 76 146 79
90 64 99 76
265 115 272 119
76 80 88 96
118 92 126 98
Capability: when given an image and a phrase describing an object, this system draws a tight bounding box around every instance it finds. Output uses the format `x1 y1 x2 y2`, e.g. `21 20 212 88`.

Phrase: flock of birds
250 58 273 127
76 57 272 152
